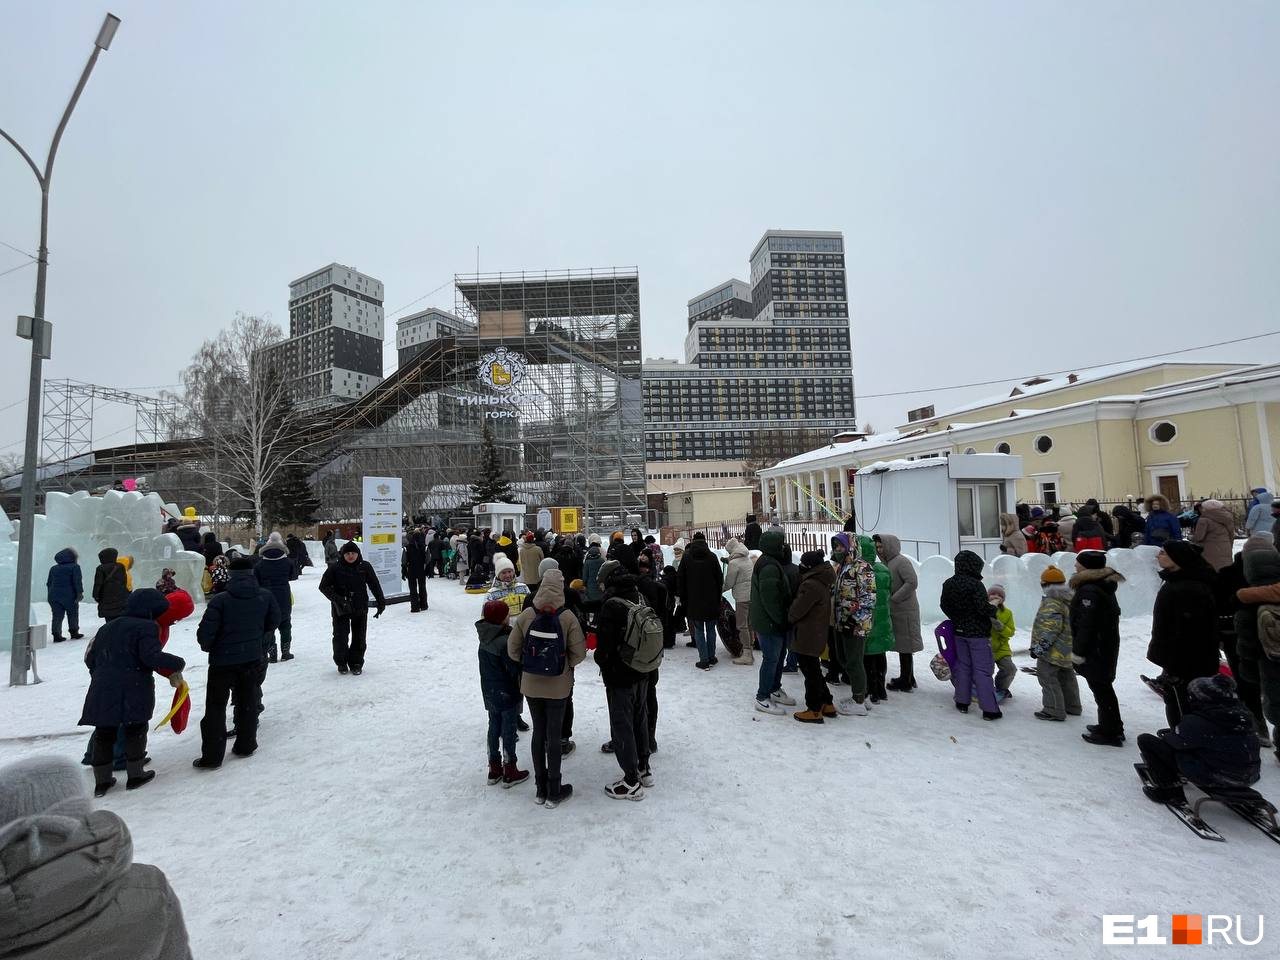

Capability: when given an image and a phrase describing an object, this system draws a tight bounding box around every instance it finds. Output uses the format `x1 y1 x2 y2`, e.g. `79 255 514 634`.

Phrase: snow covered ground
2 571 1277 959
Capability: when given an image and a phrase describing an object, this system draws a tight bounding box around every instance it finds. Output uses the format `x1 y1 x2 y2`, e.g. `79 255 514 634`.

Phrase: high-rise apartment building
644 230 856 494
260 263 385 408
395 307 475 368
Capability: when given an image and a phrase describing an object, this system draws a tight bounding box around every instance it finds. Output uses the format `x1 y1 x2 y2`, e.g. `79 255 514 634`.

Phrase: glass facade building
644 230 856 465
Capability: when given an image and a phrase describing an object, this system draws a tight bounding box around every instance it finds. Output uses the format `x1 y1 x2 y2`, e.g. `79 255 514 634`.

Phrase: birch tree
176 312 327 537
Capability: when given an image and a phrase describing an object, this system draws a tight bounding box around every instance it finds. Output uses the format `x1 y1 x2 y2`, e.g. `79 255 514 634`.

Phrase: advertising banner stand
362 476 408 604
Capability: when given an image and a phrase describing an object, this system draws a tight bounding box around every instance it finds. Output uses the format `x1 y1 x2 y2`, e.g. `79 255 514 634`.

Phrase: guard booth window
957 483 1003 540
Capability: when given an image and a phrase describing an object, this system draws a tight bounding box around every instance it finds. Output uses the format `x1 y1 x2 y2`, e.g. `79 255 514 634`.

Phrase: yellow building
759 361 1280 518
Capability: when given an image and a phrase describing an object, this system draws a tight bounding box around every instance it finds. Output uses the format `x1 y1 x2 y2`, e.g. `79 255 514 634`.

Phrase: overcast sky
3 0 1278 459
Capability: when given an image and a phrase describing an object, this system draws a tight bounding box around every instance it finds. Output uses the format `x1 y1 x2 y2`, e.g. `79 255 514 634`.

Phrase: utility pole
4 13 121 685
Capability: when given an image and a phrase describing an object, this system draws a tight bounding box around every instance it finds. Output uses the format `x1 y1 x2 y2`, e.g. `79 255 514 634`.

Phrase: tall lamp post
4 13 121 686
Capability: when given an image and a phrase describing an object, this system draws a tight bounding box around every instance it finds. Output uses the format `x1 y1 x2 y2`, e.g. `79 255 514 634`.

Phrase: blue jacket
1245 492 1275 536
197 570 282 666
79 589 185 727
254 547 294 623
1144 510 1183 545
46 548 83 607
583 545 604 602
477 620 521 712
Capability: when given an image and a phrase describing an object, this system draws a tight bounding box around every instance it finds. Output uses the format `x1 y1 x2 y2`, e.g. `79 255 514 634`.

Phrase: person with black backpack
595 561 665 801
507 570 586 808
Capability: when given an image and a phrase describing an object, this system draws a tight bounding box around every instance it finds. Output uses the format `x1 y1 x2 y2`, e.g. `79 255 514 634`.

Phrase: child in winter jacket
1029 567 1081 720
46 547 84 642
79 589 186 796
486 554 530 619
988 584 1017 700
831 533 875 716
477 599 525 787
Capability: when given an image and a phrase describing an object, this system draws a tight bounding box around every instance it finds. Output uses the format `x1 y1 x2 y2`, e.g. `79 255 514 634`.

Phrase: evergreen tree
471 423 515 504
263 461 322 528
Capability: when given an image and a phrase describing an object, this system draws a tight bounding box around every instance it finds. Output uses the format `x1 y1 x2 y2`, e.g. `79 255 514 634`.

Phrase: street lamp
3 12 121 686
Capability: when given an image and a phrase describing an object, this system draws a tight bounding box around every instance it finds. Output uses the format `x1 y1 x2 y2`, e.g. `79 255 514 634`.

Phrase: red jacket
155 588 195 733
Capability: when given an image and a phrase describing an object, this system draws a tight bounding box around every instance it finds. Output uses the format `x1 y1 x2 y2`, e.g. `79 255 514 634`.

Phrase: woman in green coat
860 535 895 702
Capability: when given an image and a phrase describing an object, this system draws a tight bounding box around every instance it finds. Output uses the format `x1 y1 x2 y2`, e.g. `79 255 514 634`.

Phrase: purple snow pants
952 634 1000 714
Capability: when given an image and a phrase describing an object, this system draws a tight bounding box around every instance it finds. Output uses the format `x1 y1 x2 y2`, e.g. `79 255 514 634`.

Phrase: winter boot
793 709 825 724
1082 730 1126 747
1142 783 1186 805
820 703 838 719
982 710 1003 721
546 783 573 809
53 635 66 643
70 631 84 639
732 649 754 665
268 643 278 664
126 761 156 791
502 759 530 788
93 767 117 798
280 640 294 662
487 760 503 785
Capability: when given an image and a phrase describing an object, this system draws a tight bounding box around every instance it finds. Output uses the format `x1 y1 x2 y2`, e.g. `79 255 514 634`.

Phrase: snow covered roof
859 458 947 473
906 359 1248 427
771 431 908 469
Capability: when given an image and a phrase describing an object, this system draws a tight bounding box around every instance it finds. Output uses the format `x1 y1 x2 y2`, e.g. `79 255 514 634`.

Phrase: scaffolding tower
309 268 646 528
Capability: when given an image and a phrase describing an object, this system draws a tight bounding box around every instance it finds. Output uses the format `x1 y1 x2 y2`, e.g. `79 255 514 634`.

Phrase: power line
384 279 454 321
0 260 36 279
856 330 1280 400
0 239 35 260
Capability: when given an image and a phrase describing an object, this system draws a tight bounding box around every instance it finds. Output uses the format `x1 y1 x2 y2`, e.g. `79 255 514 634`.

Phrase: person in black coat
255 541 295 661
175 520 202 552
404 530 429 612
427 532 445 579
80 589 186 795
1111 505 1147 548
46 547 84 642
1137 673 1261 803
1147 540 1219 726
595 567 651 799
194 558 281 768
743 515 762 551
319 541 386 676
676 534 725 668
1214 553 1267 742
1071 551 1127 746
940 550 1001 718
200 531 223 567
285 534 311 577
92 548 130 622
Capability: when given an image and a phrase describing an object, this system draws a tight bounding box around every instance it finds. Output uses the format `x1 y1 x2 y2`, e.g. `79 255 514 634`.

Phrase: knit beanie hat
0 755 91 822
537 557 559 577
266 532 286 550
1161 539 1206 569
341 541 361 556
588 533 602 546
1242 535 1277 554
1031 507 1045 518
229 556 254 571
155 568 178 594
597 559 621 586
673 538 687 551
482 600 509 625
1040 566 1066 585
986 583 1006 600
1077 550 1108 570
799 549 825 570
569 578 585 592
493 554 516 578
832 532 852 554
1188 673 1237 704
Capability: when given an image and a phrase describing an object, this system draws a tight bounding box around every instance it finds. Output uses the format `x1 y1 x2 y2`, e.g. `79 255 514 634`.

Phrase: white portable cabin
853 454 1023 562
472 502 527 537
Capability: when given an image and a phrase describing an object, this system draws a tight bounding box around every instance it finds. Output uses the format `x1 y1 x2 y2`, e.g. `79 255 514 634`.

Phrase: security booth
854 454 1024 562
472 502 527 538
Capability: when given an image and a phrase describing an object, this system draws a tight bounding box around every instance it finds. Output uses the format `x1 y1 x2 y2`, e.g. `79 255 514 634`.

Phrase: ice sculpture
3 489 207 651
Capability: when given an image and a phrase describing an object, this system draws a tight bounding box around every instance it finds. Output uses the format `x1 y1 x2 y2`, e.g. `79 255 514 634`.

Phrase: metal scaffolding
310 268 647 527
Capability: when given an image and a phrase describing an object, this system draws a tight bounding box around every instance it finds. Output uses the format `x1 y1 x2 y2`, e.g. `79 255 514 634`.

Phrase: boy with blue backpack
507 570 586 808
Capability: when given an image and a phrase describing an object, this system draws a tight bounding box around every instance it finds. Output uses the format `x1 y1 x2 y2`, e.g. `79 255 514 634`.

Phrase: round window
995 442 1011 454
1035 435 1053 454
1150 421 1177 444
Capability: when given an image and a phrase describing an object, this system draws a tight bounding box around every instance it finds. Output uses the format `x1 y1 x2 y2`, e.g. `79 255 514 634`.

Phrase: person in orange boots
477 600 526 788
788 549 836 723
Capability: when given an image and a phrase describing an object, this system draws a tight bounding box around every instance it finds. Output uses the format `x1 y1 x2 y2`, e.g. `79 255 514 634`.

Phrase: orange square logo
1172 915 1203 945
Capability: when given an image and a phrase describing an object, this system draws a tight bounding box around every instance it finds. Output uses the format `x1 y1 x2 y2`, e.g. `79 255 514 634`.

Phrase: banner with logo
362 476 406 601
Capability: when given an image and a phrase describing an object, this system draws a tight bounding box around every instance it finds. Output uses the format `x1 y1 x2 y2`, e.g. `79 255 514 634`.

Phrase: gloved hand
168 671 184 689
375 604 386 618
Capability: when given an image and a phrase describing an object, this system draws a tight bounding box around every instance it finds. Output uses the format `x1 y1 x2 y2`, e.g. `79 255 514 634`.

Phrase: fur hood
1069 567 1125 590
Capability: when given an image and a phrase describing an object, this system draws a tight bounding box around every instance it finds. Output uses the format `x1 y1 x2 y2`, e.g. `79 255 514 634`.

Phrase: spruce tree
263 462 322 527
471 423 515 504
